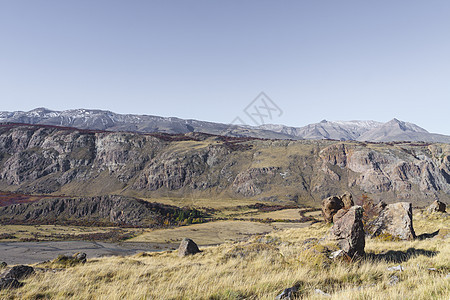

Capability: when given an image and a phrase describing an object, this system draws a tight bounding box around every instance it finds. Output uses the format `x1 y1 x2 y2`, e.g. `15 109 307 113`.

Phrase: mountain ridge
1 108 449 143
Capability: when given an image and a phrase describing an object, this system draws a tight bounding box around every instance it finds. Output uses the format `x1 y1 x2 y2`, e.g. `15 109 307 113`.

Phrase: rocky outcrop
178 238 200 257
329 206 365 258
427 200 446 213
368 202 416 240
0 125 449 206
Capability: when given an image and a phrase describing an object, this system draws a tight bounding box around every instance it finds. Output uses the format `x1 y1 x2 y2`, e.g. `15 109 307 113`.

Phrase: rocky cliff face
0 124 449 206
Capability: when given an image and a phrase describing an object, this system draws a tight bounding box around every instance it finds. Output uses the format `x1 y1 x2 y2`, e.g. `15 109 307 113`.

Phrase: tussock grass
1 217 449 299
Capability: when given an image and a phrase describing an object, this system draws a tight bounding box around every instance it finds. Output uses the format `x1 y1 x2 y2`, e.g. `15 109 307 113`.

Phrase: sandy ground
0 241 168 265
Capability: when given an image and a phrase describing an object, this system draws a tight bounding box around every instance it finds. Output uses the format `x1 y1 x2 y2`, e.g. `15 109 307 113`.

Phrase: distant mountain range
1 108 449 143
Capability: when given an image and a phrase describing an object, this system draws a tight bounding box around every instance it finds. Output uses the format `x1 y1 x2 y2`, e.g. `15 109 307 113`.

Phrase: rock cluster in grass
321 192 354 223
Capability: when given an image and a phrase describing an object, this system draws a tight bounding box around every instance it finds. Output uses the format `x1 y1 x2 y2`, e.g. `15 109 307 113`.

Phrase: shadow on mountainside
365 248 438 263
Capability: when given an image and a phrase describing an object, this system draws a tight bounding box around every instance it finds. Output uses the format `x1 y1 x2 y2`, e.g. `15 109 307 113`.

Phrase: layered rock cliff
0 124 449 206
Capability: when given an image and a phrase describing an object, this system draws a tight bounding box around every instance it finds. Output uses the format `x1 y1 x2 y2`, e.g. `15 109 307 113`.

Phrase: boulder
275 283 300 299
427 200 446 213
0 278 23 290
340 193 354 209
329 206 365 258
322 196 344 223
2 265 34 280
178 238 200 257
369 202 416 240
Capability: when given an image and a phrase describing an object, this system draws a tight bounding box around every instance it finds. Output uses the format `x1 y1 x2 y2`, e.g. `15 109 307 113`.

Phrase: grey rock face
427 200 446 213
178 238 200 257
369 202 416 240
329 206 365 258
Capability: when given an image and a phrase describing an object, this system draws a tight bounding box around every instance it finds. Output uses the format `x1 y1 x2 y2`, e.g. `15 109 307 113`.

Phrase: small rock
387 265 404 272
314 289 331 297
2 265 34 280
329 250 344 259
427 200 446 213
388 275 399 286
0 262 7 268
328 249 350 261
0 278 23 290
275 284 300 300
428 268 437 271
178 238 200 257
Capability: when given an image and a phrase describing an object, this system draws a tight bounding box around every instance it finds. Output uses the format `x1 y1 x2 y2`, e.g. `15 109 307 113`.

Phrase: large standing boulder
178 238 200 257
322 196 344 223
427 200 446 213
329 206 365 258
369 202 416 240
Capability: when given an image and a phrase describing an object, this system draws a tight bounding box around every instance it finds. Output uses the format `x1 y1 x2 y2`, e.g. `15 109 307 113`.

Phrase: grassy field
0 211 448 299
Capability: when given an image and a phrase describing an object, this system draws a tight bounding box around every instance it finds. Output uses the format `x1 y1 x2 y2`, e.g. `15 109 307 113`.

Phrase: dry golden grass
1 215 448 299
240 209 302 220
127 221 274 245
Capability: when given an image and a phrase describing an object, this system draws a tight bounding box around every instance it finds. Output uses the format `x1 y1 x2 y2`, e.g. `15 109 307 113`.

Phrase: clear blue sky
1 1 449 134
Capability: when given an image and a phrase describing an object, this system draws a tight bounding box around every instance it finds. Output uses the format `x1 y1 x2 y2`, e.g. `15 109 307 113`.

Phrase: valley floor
0 211 448 299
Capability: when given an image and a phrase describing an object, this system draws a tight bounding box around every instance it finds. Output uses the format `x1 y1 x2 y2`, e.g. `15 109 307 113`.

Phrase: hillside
0 123 449 206
0 195 201 227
